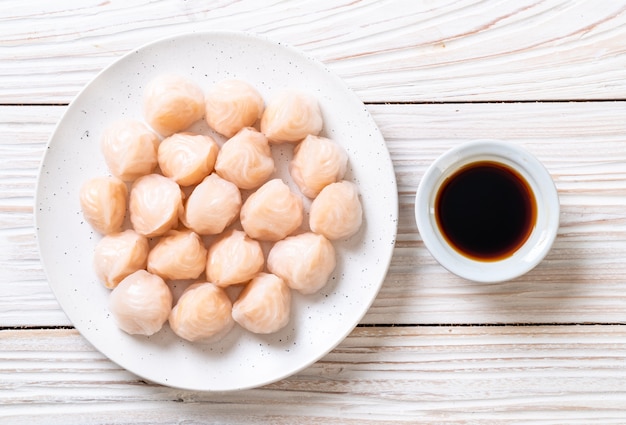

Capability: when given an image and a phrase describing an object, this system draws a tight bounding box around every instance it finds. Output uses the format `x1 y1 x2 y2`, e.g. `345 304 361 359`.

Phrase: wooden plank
3 0 626 103
1 326 626 423
0 106 69 326
1 102 626 326
369 101 626 324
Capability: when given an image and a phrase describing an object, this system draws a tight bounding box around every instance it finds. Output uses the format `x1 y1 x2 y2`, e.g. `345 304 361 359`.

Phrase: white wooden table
3 1 626 423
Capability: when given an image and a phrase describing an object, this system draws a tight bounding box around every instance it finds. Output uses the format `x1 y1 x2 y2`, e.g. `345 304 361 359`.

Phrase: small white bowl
415 140 559 283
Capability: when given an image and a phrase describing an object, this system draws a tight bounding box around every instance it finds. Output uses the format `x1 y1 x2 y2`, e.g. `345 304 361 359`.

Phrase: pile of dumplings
79 74 363 343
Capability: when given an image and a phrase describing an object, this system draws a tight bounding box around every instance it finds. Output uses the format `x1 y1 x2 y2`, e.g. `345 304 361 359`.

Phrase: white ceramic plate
35 31 397 391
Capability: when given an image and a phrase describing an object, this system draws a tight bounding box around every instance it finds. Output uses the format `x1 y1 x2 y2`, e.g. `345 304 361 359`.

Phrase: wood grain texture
1 326 626 424
368 101 626 324
1 102 625 327
3 0 626 103
3 2 626 422
0 106 67 326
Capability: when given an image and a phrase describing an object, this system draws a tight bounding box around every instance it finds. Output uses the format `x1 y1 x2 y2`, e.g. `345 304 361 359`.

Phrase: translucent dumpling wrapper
147 230 207 280
100 120 159 182
290 135 349 198
129 174 183 237
169 282 234 342
232 273 291 334
206 229 264 287
143 74 205 137
260 90 323 144
158 132 219 186
309 180 363 240
182 173 242 235
109 270 173 336
214 127 275 190
240 179 303 242
93 229 149 289
205 79 265 138
79 176 127 235
267 232 336 295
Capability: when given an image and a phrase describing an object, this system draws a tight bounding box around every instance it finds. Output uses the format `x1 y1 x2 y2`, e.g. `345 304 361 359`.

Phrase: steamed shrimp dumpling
182 173 242 235
79 176 127 235
309 180 363 240
109 270 172 336
100 120 159 182
169 282 234 342
205 79 264 137
158 132 219 186
232 273 291 334
290 135 348 198
93 230 149 289
129 174 183 237
143 74 205 136
260 90 323 144
214 127 274 190
267 232 336 295
206 230 264 287
240 179 303 242
147 230 207 280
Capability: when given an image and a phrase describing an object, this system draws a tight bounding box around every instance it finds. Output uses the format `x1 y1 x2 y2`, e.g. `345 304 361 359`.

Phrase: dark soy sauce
435 161 537 262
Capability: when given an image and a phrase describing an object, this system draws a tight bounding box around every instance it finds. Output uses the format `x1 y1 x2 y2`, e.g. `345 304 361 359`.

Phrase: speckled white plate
35 31 397 391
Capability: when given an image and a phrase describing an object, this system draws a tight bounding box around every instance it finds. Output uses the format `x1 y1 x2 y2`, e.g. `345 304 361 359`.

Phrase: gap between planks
2 323 626 332
3 99 626 108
